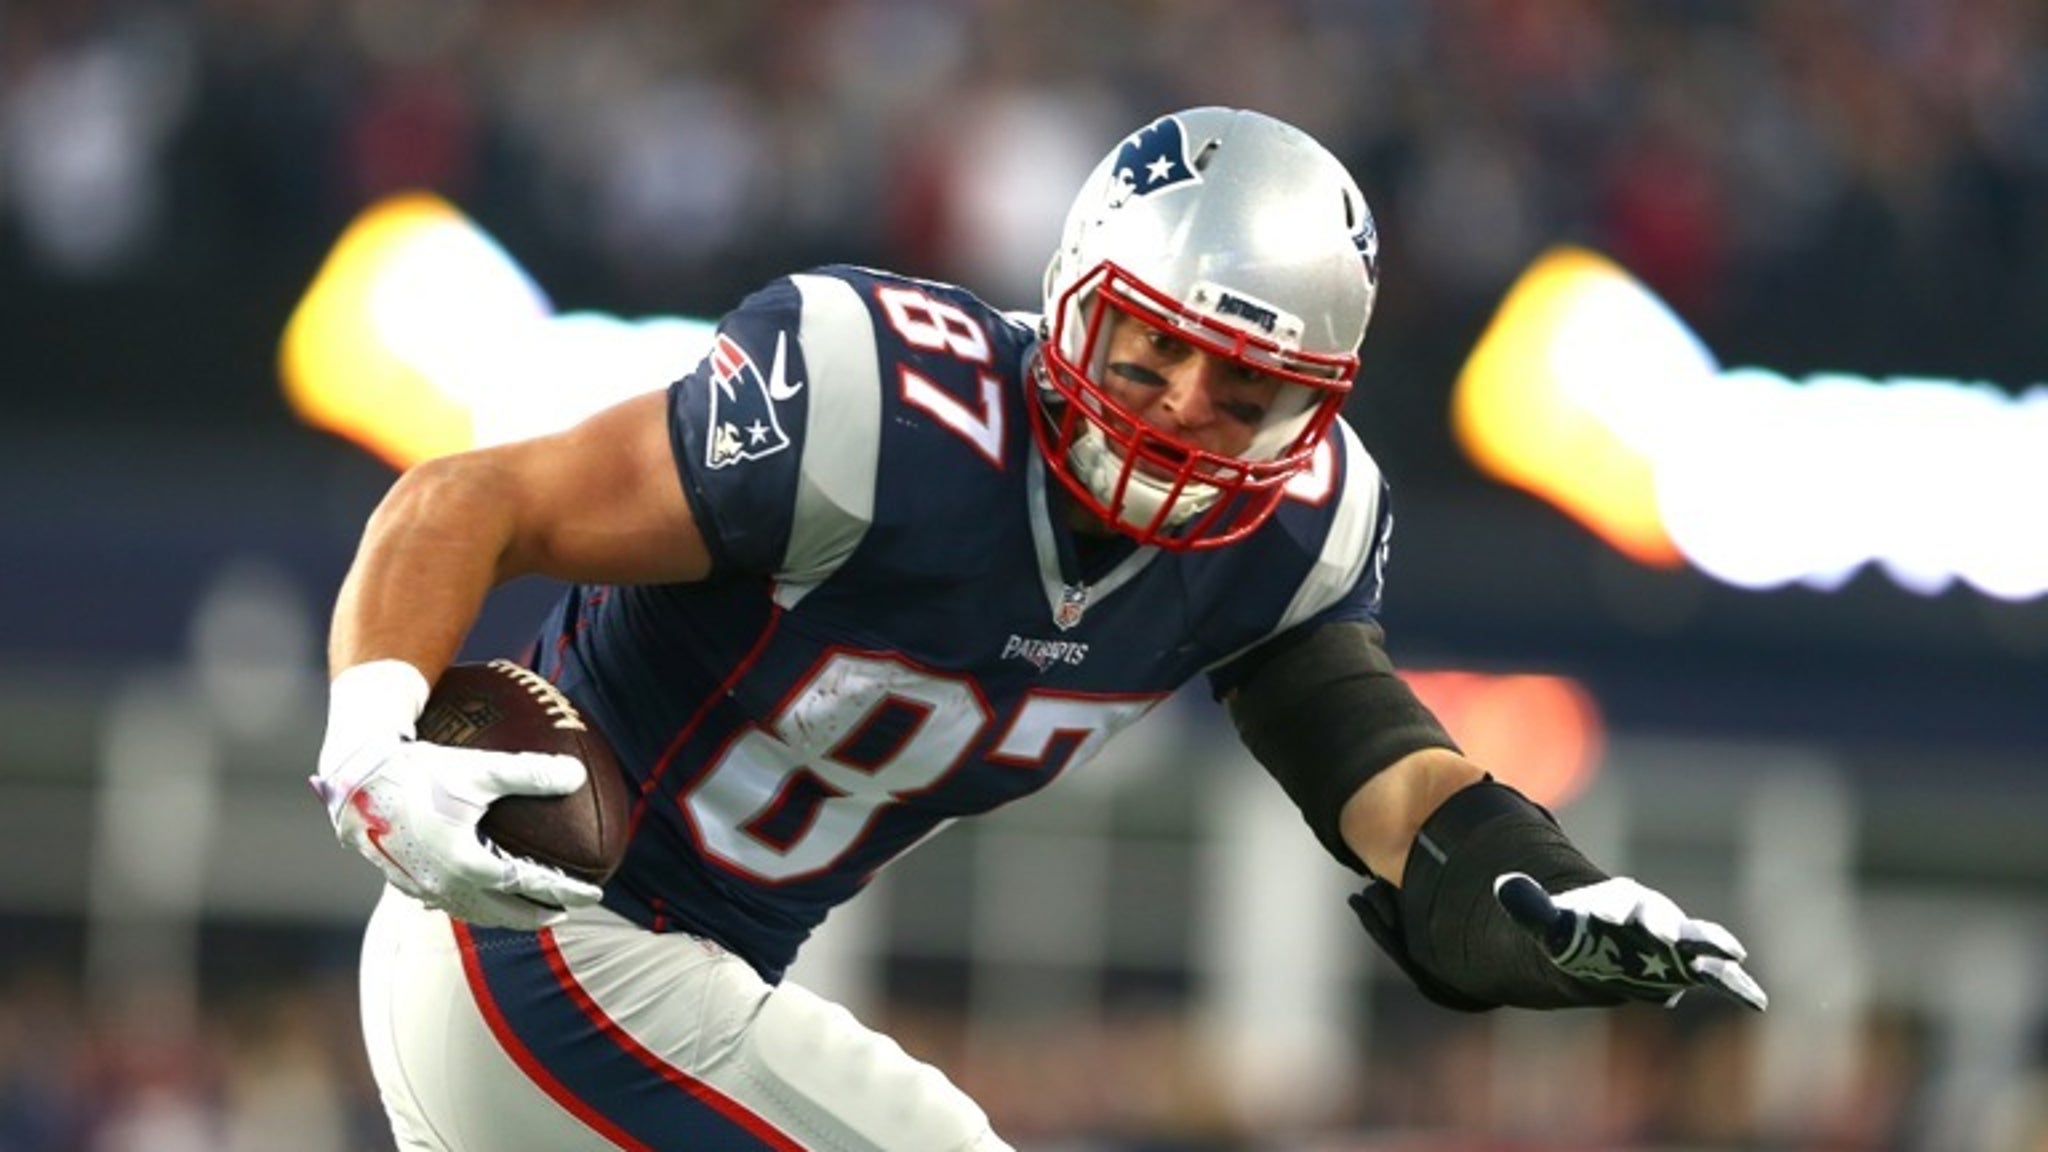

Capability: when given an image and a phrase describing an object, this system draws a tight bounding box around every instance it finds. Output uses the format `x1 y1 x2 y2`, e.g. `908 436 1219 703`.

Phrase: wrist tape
1351 778 1624 1010
313 659 431 819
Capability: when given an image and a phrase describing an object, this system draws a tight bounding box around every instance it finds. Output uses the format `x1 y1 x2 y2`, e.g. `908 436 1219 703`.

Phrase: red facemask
1030 262 1356 550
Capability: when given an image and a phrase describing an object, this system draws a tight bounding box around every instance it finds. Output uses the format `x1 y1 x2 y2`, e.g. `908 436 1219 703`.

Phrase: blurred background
3 0 2046 1149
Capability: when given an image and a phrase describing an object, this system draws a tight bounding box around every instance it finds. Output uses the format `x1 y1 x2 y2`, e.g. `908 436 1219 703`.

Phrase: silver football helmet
1033 106 1378 550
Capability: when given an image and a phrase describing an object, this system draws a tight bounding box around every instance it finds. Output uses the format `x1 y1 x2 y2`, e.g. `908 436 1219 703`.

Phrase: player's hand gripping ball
417 660 632 888
317 657 631 930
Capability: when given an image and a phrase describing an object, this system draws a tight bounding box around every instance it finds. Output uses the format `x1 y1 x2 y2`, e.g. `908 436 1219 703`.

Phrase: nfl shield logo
1054 584 1090 631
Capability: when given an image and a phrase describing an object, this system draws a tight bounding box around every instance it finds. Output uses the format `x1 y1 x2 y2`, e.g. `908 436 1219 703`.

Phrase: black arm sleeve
1349 778 1626 1011
1224 620 1459 873
1227 622 1623 1010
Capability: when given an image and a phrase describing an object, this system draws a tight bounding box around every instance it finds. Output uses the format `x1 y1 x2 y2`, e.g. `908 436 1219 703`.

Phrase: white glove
1494 873 1768 1011
312 659 605 930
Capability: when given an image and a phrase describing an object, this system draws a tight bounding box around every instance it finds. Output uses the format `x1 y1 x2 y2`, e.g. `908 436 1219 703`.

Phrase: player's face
1096 312 1283 463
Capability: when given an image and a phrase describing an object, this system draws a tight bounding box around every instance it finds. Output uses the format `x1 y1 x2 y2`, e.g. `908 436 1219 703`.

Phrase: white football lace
486 659 588 732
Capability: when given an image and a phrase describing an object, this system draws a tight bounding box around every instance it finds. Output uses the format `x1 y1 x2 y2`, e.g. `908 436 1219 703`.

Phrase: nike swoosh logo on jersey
766 331 804 401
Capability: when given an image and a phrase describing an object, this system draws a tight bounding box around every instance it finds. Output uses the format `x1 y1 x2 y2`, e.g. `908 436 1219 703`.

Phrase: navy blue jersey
528 266 1393 981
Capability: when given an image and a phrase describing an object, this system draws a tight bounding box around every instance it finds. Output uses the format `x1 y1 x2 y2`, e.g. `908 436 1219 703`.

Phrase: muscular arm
1337 747 1484 884
330 390 710 679
1228 620 1616 1009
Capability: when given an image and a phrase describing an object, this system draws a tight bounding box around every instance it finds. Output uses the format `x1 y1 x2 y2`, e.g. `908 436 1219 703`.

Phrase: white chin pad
741 982 1005 1152
1070 425 1217 532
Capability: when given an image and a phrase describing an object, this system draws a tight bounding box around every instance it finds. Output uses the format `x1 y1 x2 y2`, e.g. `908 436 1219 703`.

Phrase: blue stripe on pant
457 923 801 1151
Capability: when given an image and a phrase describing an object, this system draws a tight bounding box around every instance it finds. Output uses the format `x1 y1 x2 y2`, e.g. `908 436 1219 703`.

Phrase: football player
313 107 1766 1150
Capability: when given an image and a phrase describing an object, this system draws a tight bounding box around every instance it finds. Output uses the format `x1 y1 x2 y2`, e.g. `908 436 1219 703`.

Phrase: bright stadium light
1403 670 1604 811
1454 246 2048 602
279 192 714 469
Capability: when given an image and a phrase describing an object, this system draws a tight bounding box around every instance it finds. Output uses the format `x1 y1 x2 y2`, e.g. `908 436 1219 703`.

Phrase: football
415 659 631 887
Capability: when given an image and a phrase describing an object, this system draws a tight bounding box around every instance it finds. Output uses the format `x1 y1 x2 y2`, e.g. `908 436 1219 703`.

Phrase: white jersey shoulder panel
778 273 886 598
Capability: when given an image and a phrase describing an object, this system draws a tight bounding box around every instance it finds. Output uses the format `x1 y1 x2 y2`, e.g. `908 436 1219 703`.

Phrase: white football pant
359 886 1012 1151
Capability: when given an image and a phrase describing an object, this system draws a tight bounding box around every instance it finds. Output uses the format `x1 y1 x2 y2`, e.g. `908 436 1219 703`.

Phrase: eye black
1107 361 1167 388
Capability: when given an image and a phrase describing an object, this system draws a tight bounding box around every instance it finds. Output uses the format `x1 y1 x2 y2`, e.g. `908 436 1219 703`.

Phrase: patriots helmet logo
1353 200 1380 288
1108 115 1201 208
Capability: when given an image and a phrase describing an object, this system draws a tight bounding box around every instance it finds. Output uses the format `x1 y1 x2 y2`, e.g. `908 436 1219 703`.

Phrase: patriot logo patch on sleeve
704 333 794 469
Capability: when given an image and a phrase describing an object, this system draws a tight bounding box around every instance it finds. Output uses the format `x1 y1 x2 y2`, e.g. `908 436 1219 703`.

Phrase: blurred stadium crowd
4 1 2048 1150
6 0 2048 449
